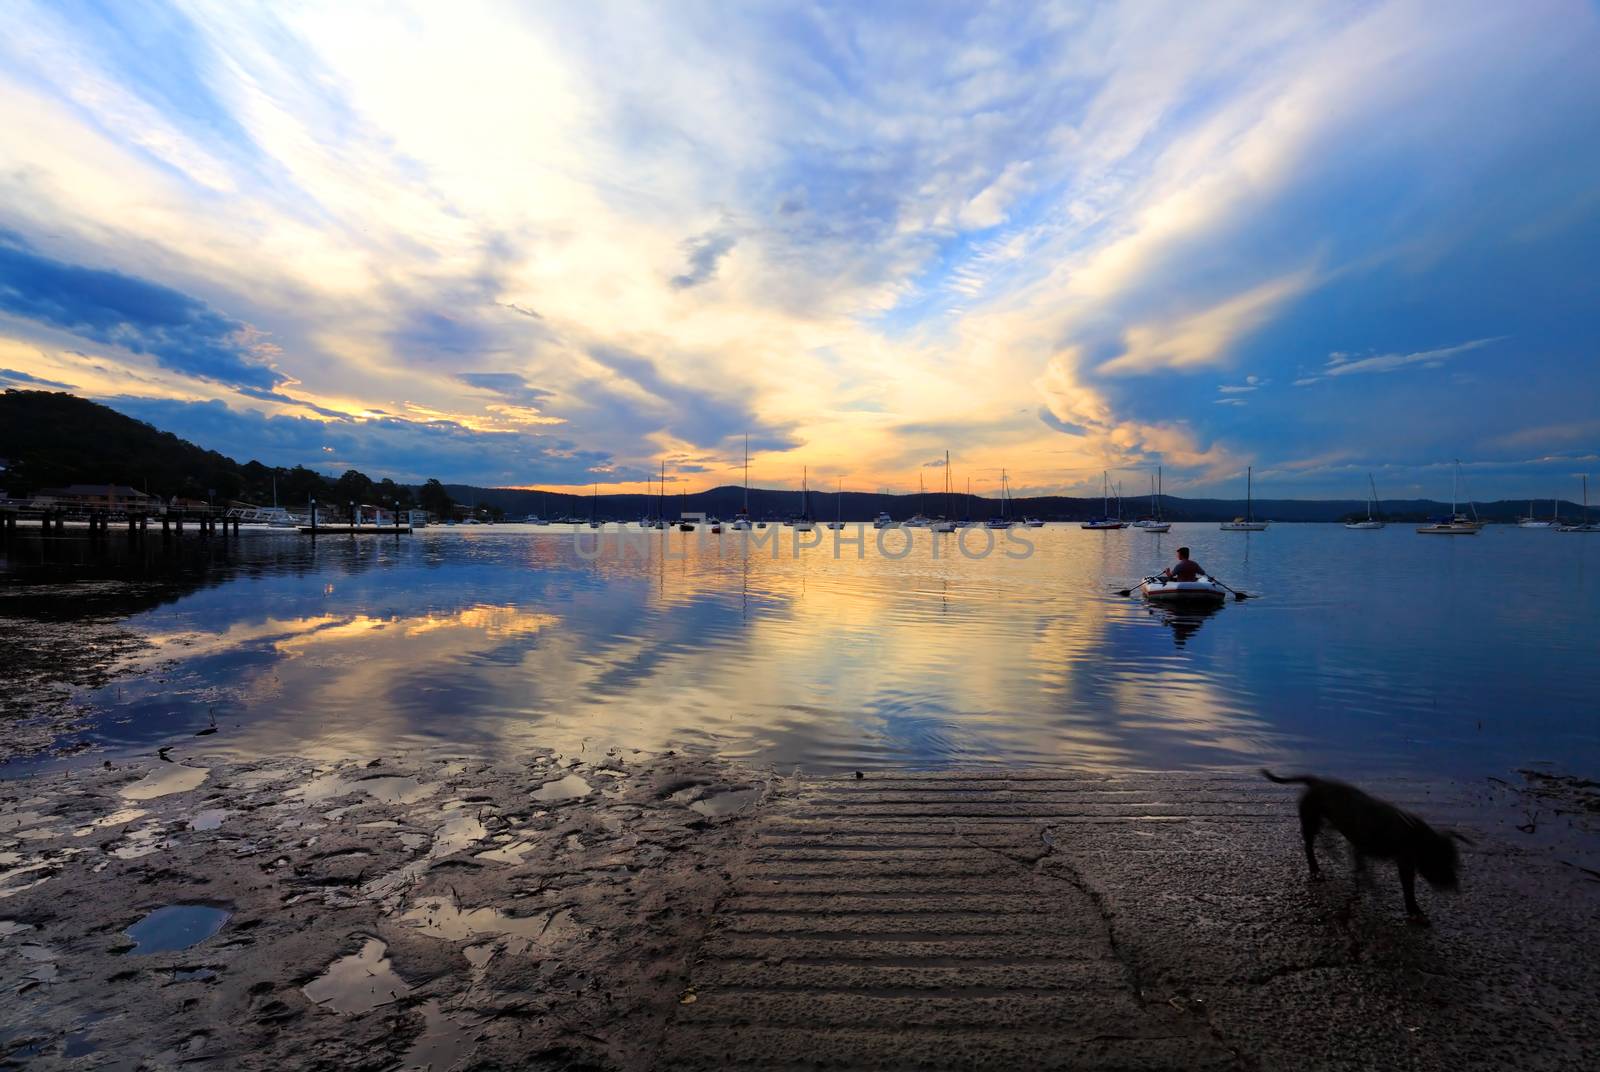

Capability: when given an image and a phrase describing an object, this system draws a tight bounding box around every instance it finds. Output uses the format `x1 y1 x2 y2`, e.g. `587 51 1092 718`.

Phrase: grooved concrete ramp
659 773 1240 1070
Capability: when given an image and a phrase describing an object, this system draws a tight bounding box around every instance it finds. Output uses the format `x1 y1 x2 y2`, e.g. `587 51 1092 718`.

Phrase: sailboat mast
1247 466 1253 522
934 448 947 521
1102 471 1109 517
1451 459 1459 515
1157 465 1163 521
743 433 750 513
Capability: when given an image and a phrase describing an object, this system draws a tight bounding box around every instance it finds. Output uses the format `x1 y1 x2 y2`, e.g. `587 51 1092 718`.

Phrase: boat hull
1344 521 1384 530
1143 577 1227 604
1219 522 1268 531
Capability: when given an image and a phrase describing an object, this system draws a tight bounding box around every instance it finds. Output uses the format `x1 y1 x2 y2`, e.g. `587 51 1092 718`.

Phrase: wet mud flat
0 748 773 1070
4 762 1599 1071
0 611 152 760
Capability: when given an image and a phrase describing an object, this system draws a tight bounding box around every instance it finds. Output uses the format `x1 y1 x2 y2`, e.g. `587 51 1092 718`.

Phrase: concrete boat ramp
661 770 1599 1071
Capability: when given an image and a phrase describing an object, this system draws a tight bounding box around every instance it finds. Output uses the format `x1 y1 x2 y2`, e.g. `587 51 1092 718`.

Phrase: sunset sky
1 1 1597 500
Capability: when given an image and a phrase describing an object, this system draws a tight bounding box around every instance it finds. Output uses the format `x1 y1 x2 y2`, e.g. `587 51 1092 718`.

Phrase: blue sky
0 0 1596 499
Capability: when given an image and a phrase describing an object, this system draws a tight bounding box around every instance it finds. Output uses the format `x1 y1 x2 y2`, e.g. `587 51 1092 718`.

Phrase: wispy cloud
1296 337 1504 385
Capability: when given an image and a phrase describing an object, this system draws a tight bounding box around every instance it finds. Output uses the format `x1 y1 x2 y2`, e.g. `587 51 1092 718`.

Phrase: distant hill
0 389 1584 523
447 483 1580 524
0 390 425 511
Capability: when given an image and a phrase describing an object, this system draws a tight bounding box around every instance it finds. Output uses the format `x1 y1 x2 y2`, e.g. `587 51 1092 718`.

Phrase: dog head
1417 827 1466 890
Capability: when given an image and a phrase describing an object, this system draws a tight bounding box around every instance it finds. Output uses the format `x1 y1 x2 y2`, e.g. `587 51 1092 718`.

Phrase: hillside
0 390 1583 523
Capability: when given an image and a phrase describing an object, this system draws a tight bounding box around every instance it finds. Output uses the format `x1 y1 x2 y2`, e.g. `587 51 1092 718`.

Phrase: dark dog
1261 770 1467 925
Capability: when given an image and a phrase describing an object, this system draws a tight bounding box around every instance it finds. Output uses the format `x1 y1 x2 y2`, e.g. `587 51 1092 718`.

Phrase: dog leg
1297 797 1323 881
1398 859 1429 926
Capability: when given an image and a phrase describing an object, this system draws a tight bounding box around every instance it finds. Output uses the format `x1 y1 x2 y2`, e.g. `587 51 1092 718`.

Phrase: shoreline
3 752 1597 1069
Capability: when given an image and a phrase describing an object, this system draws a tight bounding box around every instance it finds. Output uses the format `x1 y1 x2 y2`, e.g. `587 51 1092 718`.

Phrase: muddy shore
4 751 1598 1070
2 748 774 1070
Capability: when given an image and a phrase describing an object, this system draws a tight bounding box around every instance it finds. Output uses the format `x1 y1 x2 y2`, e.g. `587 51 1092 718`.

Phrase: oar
1210 578 1253 601
1114 577 1155 597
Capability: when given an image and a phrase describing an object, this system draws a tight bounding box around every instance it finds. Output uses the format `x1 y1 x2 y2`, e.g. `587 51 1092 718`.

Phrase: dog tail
1260 768 1313 785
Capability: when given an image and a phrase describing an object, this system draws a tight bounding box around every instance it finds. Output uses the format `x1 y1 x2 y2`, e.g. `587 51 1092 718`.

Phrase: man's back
1170 558 1202 581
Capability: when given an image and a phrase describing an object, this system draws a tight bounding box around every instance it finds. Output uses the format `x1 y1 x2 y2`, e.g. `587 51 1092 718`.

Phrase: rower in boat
1143 545 1228 604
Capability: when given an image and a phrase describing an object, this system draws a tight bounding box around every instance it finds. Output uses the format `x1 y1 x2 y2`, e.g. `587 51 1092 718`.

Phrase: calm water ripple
3 523 1596 779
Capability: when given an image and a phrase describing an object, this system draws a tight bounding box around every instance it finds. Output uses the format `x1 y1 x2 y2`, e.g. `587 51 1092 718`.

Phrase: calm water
3 523 1597 779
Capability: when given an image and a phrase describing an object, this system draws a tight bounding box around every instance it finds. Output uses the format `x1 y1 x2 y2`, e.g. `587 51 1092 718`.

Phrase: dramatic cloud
0 1 1595 495
0 240 285 392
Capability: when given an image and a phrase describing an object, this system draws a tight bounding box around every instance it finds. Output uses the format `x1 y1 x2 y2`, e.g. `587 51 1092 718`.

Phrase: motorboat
1142 574 1227 605
1417 517 1480 535
1022 517 1045 527
872 512 895 529
1220 466 1268 530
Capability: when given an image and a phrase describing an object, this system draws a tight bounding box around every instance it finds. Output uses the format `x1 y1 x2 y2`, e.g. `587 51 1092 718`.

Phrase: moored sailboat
1556 476 1597 533
985 469 1014 528
1220 466 1269 530
1081 471 1127 529
1417 460 1481 534
1345 473 1385 530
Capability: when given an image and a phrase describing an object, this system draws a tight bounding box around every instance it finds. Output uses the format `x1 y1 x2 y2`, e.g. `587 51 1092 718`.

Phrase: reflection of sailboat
1220 466 1269 530
1345 473 1385 530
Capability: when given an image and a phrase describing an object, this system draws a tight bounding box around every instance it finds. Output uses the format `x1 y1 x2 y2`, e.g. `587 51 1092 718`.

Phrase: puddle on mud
670 785 762 817
403 999 472 1071
125 904 231 955
119 766 209 801
302 937 409 1014
399 896 579 951
73 808 148 836
108 820 170 860
531 774 592 802
475 838 538 865
302 773 437 806
189 809 230 831
17 942 59 983
2 811 54 834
